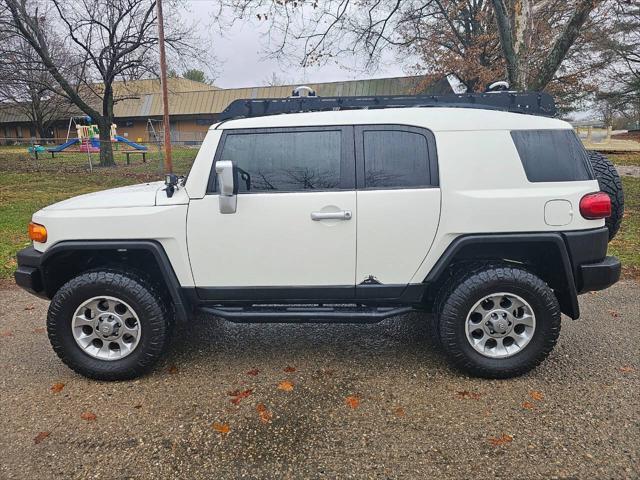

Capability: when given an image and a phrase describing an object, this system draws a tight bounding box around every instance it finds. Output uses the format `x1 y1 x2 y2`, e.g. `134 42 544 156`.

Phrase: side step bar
199 305 414 323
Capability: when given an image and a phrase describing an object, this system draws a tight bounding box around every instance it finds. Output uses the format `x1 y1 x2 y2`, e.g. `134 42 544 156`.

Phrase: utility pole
156 0 172 173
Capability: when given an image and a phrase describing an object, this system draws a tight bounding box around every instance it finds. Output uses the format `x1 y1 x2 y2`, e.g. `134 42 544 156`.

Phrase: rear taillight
579 192 611 219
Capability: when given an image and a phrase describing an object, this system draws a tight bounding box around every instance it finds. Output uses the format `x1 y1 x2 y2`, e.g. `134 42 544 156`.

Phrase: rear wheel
437 265 561 378
587 151 624 241
47 270 171 380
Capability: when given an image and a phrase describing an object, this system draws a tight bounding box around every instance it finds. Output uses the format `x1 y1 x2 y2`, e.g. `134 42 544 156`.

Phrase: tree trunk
492 0 521 89
37 124 48 141
529 0 597 91
511 0 533 89
98 85 116 167
97 120 115 167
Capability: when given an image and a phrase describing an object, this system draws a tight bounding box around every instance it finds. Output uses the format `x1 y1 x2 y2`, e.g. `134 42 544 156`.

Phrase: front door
187 126 357 301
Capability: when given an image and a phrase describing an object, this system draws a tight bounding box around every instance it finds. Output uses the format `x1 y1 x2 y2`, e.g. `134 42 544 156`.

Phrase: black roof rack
217 91 557 122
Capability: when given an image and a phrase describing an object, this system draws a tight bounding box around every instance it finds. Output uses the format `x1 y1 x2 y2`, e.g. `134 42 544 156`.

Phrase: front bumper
14 246 46 297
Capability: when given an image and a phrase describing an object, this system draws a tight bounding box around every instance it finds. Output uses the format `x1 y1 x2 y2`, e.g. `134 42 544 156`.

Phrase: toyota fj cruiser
15 89 623 380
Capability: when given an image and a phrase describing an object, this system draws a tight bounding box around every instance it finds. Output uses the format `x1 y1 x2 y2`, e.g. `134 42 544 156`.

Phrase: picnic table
125 150 147 164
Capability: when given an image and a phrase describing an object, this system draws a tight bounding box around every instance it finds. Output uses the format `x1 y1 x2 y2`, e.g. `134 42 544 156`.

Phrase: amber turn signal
28 222 47 243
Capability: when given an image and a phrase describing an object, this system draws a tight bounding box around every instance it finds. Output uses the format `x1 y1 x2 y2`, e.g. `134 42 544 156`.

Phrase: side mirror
215 160 238 214
164 173 178 198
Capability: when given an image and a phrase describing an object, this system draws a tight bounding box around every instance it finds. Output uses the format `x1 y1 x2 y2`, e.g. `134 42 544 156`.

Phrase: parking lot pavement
0 282 638 480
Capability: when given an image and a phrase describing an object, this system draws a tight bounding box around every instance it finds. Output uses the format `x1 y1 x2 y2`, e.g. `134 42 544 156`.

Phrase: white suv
15 91 623 380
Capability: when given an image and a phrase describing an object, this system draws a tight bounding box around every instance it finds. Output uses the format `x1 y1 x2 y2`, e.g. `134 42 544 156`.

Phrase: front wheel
438 265 561 378
47 270 171 380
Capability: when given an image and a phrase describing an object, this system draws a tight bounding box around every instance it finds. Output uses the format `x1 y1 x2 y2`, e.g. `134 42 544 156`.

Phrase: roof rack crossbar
217 91 557 122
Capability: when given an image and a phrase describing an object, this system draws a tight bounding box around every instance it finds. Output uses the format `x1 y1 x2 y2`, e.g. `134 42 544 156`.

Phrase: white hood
43 182 164 211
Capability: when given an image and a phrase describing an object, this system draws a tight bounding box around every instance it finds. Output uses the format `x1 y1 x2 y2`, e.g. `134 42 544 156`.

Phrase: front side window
216 130 343 192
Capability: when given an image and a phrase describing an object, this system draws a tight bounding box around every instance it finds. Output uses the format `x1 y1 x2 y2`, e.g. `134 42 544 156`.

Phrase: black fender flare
41 240 190 322
423 233 580 319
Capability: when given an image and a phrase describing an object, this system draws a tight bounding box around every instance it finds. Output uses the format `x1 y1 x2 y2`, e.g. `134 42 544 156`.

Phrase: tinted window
511 129 594 182
218 130 342 192
362 130 430 188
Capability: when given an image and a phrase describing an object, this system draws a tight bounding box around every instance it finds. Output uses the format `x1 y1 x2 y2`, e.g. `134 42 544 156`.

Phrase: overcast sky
184 0 410 89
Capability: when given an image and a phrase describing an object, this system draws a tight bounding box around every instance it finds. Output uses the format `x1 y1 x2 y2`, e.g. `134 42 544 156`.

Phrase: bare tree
492 0 601 90
401 1 504 92
2 0 201 166
263 72 293 86
0 29 74 140
216 0 612 98
595 1 639 127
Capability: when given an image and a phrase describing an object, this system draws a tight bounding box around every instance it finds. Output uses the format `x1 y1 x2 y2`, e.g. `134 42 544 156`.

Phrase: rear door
187 126 357 300
354 125 441 297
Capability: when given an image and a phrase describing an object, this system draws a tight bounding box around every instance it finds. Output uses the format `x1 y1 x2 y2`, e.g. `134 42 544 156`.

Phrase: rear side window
511 129 594 182
355 126 438 188
216 129 344 192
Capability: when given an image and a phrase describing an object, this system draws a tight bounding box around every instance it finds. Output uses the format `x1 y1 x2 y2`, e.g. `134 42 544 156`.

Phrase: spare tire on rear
587 151 624 241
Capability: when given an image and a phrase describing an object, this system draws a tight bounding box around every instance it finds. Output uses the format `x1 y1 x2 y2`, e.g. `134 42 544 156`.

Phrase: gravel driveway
0 282 638 479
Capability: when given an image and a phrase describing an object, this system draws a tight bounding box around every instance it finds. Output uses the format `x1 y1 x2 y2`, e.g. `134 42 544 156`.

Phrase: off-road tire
587 151 624 241
47 270 171 380
438 264 561 379
430 261 499 347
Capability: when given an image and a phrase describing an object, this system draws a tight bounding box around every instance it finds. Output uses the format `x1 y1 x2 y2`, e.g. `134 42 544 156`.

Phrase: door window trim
206 125 355 194
354 124 439 189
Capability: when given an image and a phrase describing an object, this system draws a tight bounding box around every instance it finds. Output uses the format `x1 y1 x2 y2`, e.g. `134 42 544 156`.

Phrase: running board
198 305 414 323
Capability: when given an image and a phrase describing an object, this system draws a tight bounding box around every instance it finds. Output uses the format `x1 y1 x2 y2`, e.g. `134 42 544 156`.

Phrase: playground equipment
27 144 46 154
44 116 148 157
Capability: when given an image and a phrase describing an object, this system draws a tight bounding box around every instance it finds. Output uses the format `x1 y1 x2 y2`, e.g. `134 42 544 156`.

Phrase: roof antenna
291 86 317 97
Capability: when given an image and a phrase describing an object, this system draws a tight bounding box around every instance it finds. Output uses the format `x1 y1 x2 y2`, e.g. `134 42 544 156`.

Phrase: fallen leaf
608 310 620 318
277 381 294 392
228 388 253 405
80 411 97 421
24 306 35 311
133 404 143 409
33 431 50 444
284 366 296 373
522 401 535 410
32 327 46 334
246 368 260 376
345 395 360 409
0 330 13 337
618 366 635 373
394 407 405 417
167 365 178 374
529 391 544 401
256 403 273 423
50 382 65 394
212 422 230 435
488 434 513 446
456 390 481 400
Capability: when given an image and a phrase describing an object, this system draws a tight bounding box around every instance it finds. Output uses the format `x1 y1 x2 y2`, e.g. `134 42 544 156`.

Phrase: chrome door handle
310 210 352 221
